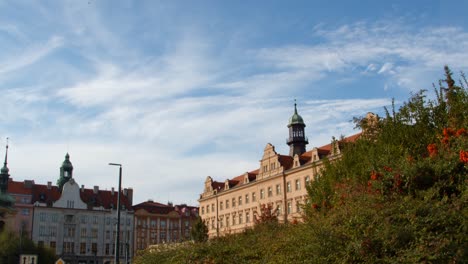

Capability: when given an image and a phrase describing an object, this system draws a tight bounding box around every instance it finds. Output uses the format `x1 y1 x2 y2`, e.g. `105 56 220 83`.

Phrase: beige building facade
199 104 360 237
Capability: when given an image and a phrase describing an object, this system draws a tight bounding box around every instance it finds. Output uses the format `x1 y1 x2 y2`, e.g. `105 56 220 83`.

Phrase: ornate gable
258 143 284 180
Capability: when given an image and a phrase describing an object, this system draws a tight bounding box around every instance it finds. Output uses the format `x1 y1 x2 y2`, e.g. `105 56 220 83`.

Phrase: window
51 214 58 222
219 217 224 228
201 206 205 215
81 216 87 224
226 200 229 209
67 200 74 208
92 243 97 254
263 165 268 172
232 215 236 225
49 226 56 237
232 198 236 207
150 220 156 228
287 182 291 192
206 205 210 214
276 184 281 195
287 201 292 214
295 179 301 190
268 187 273 197
81 228 87 238
160 220 166 229
39 226 46 236
296 201 301 213
39 212 46 222
305 176 310 185
106 230 110 240
50 241 56 251
270 163 276 170
245 194 249 204
63 242 74 254
66 227 75 237
91 228 98 238
246 212 250 223
105 244 110 255
220 201 223 211
238 196 242 206
93 216 98 224
260 189 265 199
211 203 215 212
239 213 243 224
226 216 230 227
21 209 29 216
211 220 215 229
252 192 256 202
80 242 86 254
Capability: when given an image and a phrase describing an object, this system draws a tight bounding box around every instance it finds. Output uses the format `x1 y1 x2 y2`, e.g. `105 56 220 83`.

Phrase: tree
190 216 208 242
0 229 57 264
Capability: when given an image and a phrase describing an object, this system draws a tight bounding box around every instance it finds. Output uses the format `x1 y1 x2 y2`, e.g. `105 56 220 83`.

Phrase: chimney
93 186 99 194
127 188 133 205
81 185 84 192
47 181 52 190
111 187 114 196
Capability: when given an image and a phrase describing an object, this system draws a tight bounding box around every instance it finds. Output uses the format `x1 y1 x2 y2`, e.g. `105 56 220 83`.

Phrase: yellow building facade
199 104 360 237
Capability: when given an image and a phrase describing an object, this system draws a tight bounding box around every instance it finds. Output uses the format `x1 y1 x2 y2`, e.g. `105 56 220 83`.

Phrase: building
7 153 135 264
133 200 198 252
199 103 360 237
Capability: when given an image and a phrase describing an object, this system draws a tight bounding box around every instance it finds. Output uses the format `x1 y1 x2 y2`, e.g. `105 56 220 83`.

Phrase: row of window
38 212 132 226
201 176 311 215
207 199 305 231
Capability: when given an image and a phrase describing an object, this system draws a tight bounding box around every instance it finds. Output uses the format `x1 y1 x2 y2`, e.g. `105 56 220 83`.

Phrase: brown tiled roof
316 132 362 157
7 180 34 195
8 179 132 210
32 184 61 206
80 188 132 210
278 155 293 170
212 181 224 191
133 201 175 215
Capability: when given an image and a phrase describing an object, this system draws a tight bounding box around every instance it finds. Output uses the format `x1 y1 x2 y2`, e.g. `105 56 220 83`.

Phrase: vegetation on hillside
134 67 467 264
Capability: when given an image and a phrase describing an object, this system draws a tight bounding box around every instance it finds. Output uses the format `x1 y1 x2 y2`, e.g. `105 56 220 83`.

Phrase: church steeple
57 153 74 191
0 138 10 194
286 100 308 157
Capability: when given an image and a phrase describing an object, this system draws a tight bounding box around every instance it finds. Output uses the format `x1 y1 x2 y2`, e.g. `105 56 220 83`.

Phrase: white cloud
0 36 63 75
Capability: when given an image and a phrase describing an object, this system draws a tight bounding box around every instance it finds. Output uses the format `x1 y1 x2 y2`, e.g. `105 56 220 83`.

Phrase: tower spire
294 99 298 114
0 138 10 194
287 101 308 156
1 138 9 174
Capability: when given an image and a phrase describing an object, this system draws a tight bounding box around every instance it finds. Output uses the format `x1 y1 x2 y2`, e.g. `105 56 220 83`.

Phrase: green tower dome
62 153 73 170
288 102 305 127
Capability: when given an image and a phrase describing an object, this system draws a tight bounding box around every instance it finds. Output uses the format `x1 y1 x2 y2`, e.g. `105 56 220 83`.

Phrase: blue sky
1 0 467 206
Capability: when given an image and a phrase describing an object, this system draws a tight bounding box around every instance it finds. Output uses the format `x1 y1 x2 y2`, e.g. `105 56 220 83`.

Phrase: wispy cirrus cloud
0 36 63 75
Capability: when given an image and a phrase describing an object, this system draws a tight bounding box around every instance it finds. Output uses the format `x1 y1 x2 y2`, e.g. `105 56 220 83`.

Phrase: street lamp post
109 163 122 264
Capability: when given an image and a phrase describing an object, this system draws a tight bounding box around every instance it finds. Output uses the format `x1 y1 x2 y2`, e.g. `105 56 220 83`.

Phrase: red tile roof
7 179 133 210
278 155 293 170
7 180 34 195
133 201 198 216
